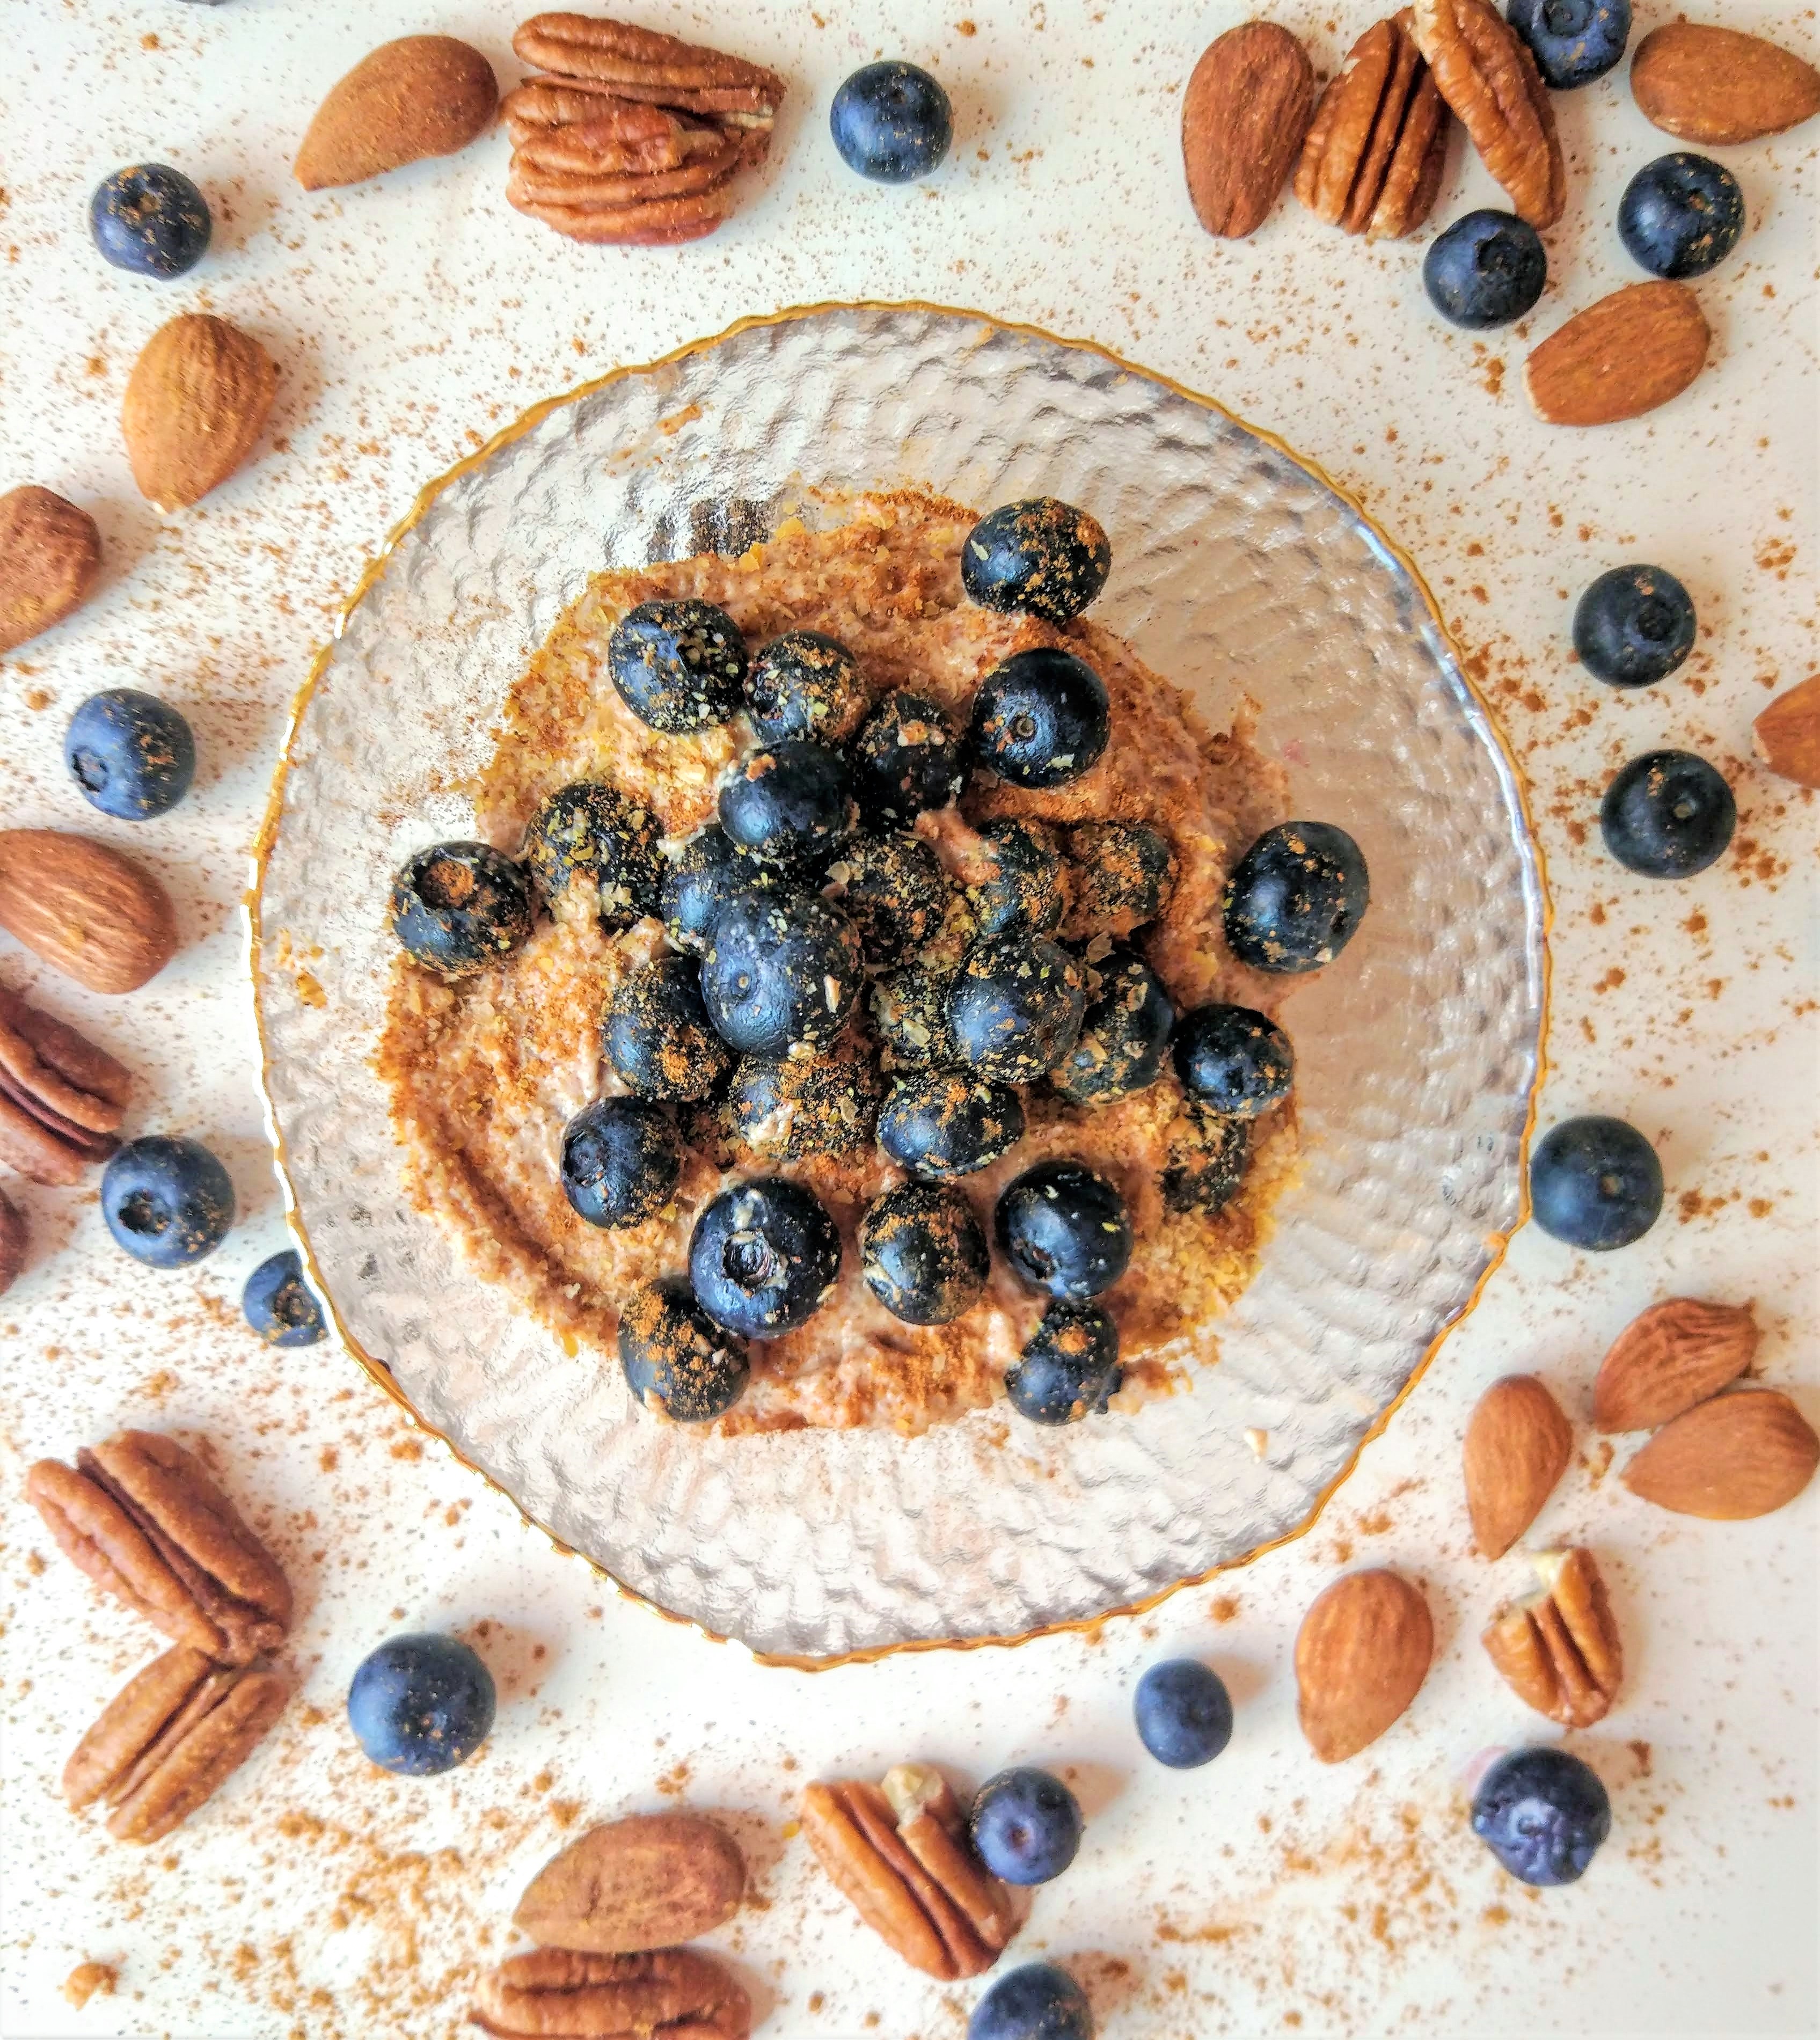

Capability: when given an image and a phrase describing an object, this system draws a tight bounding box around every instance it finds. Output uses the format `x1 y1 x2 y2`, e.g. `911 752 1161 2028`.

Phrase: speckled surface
1 3 1814 2037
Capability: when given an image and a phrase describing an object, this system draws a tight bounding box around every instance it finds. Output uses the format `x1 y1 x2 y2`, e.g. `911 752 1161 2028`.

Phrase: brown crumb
63 1961 116 2009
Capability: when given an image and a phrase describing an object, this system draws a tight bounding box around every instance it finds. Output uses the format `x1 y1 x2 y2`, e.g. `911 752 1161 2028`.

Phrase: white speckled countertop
1 3 1815 2036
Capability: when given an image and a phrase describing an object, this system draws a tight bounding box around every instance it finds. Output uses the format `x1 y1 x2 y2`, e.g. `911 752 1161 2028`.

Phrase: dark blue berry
1601 750 1735 880
948 933 1086 1082
1064 821 1175 937
1573 565 1696 688
1162 1100 1250 1217
719 739 857 871
859 1181 990 1326
1423 210 1547 330
521 782 661 929
720 1049 882 1162
1505 0 1630 87
1223 822 1369 975
1051 948 1174 1106
618 1275 749 1421
962 498 1113 625
969 1962 1095 2040
851 690 964 827
970 1767 1084 1884
824 831 950 969
390 842 535 977
689 1176 842 1337
659 825 771 955
1173 1004 1293 1119
560 1098 681 1228
1005 1303 1121 1424
878 1071 1026 1180
1471 1746 1612 1887
90 164 211 279
1134 1659 1233 1768
996 1159 1131 1301
744 630 869 744
870 966 957 1070
830 61 954 183
701 888 863 1056
1530 1115 1663 1250
102 1136 235 1268
347 1633 495 1776
64 689 195 820
1619 152 1745 280
971 817 1066 938
604 955 734 1101
970 649 1110 790
608 599 747 733
242 1248 325 1347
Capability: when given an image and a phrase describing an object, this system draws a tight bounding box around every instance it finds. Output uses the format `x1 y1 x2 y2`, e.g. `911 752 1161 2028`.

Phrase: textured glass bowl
252 304 1547 1666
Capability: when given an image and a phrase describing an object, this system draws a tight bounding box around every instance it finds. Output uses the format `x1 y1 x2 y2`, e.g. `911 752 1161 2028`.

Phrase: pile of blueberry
389 499 1372 1427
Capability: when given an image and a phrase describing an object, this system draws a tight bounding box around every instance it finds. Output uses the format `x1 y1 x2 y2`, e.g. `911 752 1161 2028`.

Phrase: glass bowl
251 303 1547 1665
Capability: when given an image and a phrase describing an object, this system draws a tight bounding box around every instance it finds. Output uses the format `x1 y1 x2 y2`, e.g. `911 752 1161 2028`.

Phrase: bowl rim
246 297 1554 1671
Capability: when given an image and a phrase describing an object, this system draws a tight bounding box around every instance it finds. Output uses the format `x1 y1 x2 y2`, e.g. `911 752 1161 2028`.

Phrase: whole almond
1463 1374 1572 1558
1632 24 1820 147
1524 282 1709 428
1753 674 1820 791
1622 1390 1819 1521
1182 22 1317 239
1593 1299 1758 1433
296 36 499 192
1295 1569 1432 1763
513 1812 745 1955
0 830 178 994
122 315 277 513
0 487 103 655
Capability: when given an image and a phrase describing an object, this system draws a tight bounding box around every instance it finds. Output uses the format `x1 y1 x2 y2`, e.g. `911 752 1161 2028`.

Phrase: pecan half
470 1948 751 2039
1482 1547 1622 1729
801 1767 1014 1981
513 16 783 127
1412 0 1565 229
64 1644 287 1843
1295 13 1450 240
0 983 130 1186
25 1431 291 1665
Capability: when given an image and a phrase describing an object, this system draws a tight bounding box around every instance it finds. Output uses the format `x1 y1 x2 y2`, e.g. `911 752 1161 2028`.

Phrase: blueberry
962 499 1113 626
1161 1100 1251 1217
947 933 1086 1083
604 955 734 1101
851 690 964 827
1050 948 1174 1106
101 1136 235 1268
1134 1659 1233 1768
823 831 950 969
1573 565 1696 688
996 1159 1132 1301
618 1275 749 1421
1620 149 1746 281
1223 821 1369 975
1601 749 1735 880
870 966 957 1070
347 1633 495 1777
521 782 661 929
970 649 1111 790
1471 1746 1612 1887
701 888 863 1056
1423 210 1547 330
859 1181 990 1325
720 1048 883 1162
689 1176 842 1337
1064 821 1175 937
1173 1004 1293 1120
560 1098 682 1228
64 689 195 820
745 630 870 745
1505 0 1630 86
968 1962 1095 2040
89 164 211 279
242 1248 325 1347
830 60 954 183
970 1767 1084 1884
878 1071 1026 1180
659 824 772 955
1004 1303 1122 1424
608 599 747 733
390 842 535 978
971 817 1066 939
719 739 857 872
1530 1114 1663 1250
